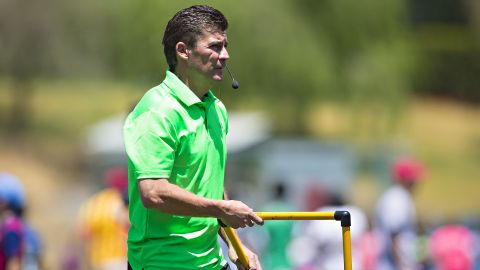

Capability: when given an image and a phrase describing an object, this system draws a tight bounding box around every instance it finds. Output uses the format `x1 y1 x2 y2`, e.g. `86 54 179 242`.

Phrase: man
374 157 424 270
123 5 263 270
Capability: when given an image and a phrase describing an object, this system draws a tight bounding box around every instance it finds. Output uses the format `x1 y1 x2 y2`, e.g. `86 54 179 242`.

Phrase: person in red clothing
429 224 476 270
374 156 425 270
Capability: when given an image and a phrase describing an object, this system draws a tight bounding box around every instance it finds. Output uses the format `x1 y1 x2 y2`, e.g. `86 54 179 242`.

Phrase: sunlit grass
405 100 480 221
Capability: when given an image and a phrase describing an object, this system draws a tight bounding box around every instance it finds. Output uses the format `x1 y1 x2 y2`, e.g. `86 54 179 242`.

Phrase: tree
0 0 57 134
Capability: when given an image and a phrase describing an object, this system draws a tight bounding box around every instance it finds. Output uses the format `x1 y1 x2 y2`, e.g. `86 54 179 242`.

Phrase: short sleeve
124 110 178 180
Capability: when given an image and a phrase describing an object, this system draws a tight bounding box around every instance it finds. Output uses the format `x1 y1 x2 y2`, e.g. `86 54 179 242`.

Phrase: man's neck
174 69 212 99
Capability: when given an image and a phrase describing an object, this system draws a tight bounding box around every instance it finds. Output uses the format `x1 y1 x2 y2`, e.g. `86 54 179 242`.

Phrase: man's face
187 29 229 84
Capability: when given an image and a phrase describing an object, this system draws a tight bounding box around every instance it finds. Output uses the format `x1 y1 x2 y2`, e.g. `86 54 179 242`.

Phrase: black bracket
334 210 351 227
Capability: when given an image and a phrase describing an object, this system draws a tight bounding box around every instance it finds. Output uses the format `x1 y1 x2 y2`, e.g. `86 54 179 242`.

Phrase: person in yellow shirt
77 167 129 270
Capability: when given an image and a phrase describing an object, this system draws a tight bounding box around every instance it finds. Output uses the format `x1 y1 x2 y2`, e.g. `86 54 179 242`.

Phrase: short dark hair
162 5 229 72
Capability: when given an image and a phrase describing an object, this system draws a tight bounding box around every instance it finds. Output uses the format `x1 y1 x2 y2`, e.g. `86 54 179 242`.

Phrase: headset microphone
225 64 239 89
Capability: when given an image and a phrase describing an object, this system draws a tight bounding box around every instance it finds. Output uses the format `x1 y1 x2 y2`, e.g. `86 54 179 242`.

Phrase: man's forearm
139 178 225 217
219 190 231 245
139 178 263 228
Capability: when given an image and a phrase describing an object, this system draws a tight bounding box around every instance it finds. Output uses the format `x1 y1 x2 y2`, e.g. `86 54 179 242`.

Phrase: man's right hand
218 200 263 228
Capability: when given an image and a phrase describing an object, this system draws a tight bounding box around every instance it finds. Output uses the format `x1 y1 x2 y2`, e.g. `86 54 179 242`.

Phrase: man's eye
210 44 222 51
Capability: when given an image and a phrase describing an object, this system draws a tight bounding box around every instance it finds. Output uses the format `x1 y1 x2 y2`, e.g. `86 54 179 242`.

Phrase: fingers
236 263 247 270
241 248 262 270
250 212 264 226
220 200 264 228
233 256 254 270
247 253 262 270
245 218 254 227
229 249 247 270
228 242 263 270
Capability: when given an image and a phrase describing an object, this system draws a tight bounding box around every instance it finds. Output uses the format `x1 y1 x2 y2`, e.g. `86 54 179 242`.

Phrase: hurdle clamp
334 210 351 227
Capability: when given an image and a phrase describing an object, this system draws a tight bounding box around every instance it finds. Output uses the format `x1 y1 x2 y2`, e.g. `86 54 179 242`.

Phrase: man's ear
176 42 189 61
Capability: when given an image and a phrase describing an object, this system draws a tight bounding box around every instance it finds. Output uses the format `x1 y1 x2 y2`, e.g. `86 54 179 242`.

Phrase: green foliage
0 0 418 134
411 24 480 102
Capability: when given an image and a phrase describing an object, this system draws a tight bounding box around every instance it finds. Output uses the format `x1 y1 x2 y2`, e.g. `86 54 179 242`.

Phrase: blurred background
0 0 479 269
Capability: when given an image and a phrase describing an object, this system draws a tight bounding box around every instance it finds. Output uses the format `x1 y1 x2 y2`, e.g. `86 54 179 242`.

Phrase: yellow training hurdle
222 211 352 270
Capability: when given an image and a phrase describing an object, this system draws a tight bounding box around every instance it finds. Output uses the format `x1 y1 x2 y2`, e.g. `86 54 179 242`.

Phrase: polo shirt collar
163 70 215 107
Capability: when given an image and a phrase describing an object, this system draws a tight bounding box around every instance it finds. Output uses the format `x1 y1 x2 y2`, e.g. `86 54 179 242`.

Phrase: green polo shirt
124 70 228 270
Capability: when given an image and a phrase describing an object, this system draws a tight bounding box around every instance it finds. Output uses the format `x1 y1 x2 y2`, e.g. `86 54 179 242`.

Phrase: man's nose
219 46 229 60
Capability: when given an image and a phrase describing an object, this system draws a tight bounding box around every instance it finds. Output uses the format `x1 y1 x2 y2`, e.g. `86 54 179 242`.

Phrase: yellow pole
222 226 249 268
342 226 352 270
256 211 336 220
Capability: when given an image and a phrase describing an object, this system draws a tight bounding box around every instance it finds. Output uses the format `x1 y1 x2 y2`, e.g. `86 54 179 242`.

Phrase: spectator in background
0 173 25 270
22 222 42 270
429 224 477 270
374 157 425 270
286 184 330 269
0 174 44 270
76 167 129 270
259 182 295 270
290 191 370 270
9 191 43 270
